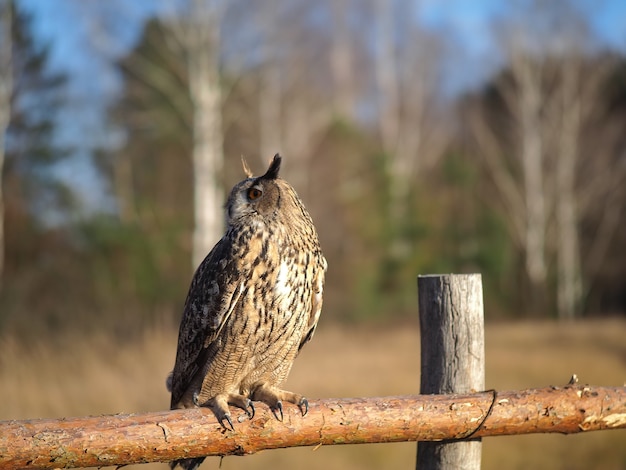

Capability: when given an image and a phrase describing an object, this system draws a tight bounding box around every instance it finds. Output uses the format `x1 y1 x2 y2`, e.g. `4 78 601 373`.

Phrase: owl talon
251 384 310 421
221 414 235 432
299 397 309 416
272 401 284 421
225 394 255 421
245 400 255 419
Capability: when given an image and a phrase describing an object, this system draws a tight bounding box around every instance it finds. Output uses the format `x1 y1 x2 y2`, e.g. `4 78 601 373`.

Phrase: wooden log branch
1 385 625 469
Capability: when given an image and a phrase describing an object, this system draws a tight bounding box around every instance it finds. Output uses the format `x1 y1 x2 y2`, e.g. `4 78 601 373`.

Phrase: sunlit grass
1 319 624 469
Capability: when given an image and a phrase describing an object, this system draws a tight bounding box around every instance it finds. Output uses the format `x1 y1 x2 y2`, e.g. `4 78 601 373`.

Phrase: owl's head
226 154 294 226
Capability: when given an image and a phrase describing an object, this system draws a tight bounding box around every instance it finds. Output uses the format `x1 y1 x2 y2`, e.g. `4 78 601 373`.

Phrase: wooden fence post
416 274 485 470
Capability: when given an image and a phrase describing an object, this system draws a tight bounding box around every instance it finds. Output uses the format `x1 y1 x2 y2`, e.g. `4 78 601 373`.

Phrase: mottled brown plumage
168 155 326 470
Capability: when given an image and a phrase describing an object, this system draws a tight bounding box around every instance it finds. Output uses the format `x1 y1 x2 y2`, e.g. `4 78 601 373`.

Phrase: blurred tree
329 0 355 120
576 55 626 315
372 0 447 262
6 0 619 340
373 0 398 159
256 0 283 161
101 17 194 326
4 2 69 208
463 50 626 318
110 17 192 224
105 0 226 272
0 0 12 291
2 2 70 229
259 1 335 194
165 0 225 270
0 0 73 333
223 0 338 193
465 49 549 314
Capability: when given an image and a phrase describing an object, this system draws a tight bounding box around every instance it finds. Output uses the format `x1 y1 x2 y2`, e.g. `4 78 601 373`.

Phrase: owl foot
228 394 255 420
251 383 309 421
202 393 255 431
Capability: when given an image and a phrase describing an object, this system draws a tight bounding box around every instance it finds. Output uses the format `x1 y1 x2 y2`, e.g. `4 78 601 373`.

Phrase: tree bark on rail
1 385 625 469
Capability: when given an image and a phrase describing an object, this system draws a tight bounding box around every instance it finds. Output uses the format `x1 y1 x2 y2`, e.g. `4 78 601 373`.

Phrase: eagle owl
168 154 327 470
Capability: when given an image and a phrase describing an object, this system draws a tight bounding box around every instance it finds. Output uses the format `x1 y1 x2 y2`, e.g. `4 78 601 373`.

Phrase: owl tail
170 457 206 470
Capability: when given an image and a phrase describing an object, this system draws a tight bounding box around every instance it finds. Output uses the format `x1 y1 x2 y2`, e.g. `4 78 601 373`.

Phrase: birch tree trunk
373 0 398 153
190 60 223 269
0 0 12 291
392 12 422 228
330 0 354 120
372 1 445 251
468 50 549 313
394 12 446 215
514 55 548 303
169 0 225 269
373 0 410 255
468 18 625 317
552 55 617 319
554 59 582 319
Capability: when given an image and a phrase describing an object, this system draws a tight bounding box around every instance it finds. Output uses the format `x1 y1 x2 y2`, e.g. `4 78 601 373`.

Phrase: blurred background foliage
0 0 625 341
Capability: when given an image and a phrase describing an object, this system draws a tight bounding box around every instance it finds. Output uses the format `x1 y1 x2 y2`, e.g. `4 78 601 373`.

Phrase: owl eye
247 187 262 200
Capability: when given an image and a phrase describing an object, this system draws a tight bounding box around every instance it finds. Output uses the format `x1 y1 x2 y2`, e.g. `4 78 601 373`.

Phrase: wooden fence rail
1 384 625 469
2 274 624 469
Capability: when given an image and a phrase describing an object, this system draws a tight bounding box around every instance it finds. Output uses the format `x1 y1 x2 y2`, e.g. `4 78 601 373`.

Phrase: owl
168 154 327 470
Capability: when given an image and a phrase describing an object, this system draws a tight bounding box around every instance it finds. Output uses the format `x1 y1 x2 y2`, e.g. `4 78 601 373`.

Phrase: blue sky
21 0 626 105
19 1 161 214
22 0 626 111
16 0 626 215
418 0 626 50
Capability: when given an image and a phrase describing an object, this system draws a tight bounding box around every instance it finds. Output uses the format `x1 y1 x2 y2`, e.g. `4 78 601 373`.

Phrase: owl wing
298 254 327 351
170 236 244 408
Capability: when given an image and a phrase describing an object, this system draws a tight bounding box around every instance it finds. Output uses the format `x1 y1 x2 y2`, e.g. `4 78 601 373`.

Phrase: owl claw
225 394 255 421
204 395 240 431
251 384 309 421
245 400 255 419
299 397 309 416
221 414 235 432
272 401 284 421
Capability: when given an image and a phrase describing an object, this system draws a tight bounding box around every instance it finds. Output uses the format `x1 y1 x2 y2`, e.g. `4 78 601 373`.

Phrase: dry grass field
1 319 625 469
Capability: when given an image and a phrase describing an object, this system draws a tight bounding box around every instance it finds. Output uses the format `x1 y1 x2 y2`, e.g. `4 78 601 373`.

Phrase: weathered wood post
416 274 485 470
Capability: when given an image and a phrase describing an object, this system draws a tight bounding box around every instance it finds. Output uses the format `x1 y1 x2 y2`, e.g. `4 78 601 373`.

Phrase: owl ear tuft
241 156 253 178
262 154 282 180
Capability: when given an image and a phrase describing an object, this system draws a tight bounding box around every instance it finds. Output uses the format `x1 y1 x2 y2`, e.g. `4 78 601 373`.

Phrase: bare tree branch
584 157 626 291
119 47 193 132
467 109 526 248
